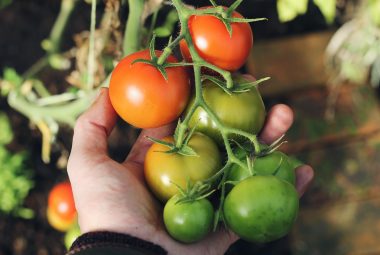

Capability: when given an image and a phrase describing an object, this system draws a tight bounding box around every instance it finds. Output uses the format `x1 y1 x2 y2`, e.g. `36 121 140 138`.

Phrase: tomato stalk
123 0 145 56
165 0 262 178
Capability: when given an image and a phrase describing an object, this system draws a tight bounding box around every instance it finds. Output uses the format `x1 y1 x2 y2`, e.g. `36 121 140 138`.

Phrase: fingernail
91 88 105 105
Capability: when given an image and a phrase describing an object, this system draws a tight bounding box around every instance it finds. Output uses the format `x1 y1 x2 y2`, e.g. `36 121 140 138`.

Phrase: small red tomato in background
109 50 191 129
48 182 76 225
180 7 253 72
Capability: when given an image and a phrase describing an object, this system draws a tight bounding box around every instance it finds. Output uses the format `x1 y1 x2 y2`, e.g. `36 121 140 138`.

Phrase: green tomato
226 149 295 187
253 151 296 185
163 195 214 243
223 175 299 243
186 75 266 145
64 222 81 250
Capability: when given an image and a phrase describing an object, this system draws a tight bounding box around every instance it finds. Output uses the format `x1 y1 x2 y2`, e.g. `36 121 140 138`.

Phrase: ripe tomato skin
48 182 76 222
144 132 221 202
223 175 299 243
164 195 214 243
186 75 266 145
180 7 253 72
109 50 191 129
226 150 296 187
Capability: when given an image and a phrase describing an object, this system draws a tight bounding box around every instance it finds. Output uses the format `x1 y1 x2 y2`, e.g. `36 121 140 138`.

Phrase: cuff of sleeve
67 231 167 255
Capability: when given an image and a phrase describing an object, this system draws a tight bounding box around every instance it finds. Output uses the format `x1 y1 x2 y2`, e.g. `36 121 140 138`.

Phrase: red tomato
109 50 191 128
48 182 76 222
180 7 253 72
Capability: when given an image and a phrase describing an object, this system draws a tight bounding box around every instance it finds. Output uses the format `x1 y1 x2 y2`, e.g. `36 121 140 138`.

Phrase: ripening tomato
180 7 253 72
109 50 191 129
186 75 266 145
164 195 214 243
47 207 76 232
48 182 76 222
223 175 299 243
144 132 221 202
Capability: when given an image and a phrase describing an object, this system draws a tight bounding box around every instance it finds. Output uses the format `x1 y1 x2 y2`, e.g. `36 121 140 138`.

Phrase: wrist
68 231 167 255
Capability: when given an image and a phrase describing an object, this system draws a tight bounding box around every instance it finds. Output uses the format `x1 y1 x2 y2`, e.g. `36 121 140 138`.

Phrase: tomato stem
157 34 186 66
123 0 145 56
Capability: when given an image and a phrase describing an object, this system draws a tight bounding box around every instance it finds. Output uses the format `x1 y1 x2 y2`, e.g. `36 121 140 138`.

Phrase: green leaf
277 0 308 23
313 0 336 24
0 113 13 145
0 146 34 219
0 0 11 9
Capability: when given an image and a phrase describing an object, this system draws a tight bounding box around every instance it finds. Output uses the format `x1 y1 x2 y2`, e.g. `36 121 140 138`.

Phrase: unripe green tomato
226 150 296 188
186 75 266 145
64 222 81 250
223 175 299 243
164 195 214 243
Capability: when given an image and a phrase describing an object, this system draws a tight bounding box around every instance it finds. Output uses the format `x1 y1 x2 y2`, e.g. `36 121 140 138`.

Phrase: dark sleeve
66 231 167 255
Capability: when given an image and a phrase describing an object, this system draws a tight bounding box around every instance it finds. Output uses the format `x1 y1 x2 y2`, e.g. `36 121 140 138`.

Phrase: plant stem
157 34 186 65
85 0 97 91
47 0 79 55
7 90 94 127
123 0 145 56
22 58 49 80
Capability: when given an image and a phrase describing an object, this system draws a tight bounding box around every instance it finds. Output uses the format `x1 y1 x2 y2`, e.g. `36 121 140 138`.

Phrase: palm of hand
68 89 313 255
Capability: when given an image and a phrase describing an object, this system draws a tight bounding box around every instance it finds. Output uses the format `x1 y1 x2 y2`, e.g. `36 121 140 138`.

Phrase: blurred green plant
277 0 336 24
325 0 380 119
0 0 11 9
0 113 34 219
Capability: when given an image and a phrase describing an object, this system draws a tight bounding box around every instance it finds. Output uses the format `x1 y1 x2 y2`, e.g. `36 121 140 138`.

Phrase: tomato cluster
109 4 299 244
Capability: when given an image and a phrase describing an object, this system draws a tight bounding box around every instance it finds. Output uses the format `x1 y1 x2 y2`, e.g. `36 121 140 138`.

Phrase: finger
295 165 314 197
259 104 294 144
69 88 117 166
125 123 175 165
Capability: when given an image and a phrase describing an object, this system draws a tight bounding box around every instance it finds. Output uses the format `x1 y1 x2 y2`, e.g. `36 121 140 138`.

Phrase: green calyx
202 75 270 95
147 120 199 157
132 34 192 81
172 180 215 204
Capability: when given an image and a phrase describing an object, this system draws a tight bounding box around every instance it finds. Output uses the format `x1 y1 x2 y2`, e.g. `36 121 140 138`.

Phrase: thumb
69 88 117 169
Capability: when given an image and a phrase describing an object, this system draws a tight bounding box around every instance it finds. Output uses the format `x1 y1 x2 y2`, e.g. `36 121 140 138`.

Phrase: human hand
67 87 313 255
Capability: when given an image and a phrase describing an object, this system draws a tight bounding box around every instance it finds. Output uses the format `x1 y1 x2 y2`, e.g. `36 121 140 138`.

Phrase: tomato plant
144 132 221 202
223 175 299 243
163 195 214 243
109 49 191 129
186 75 266 144
180 7 253 72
